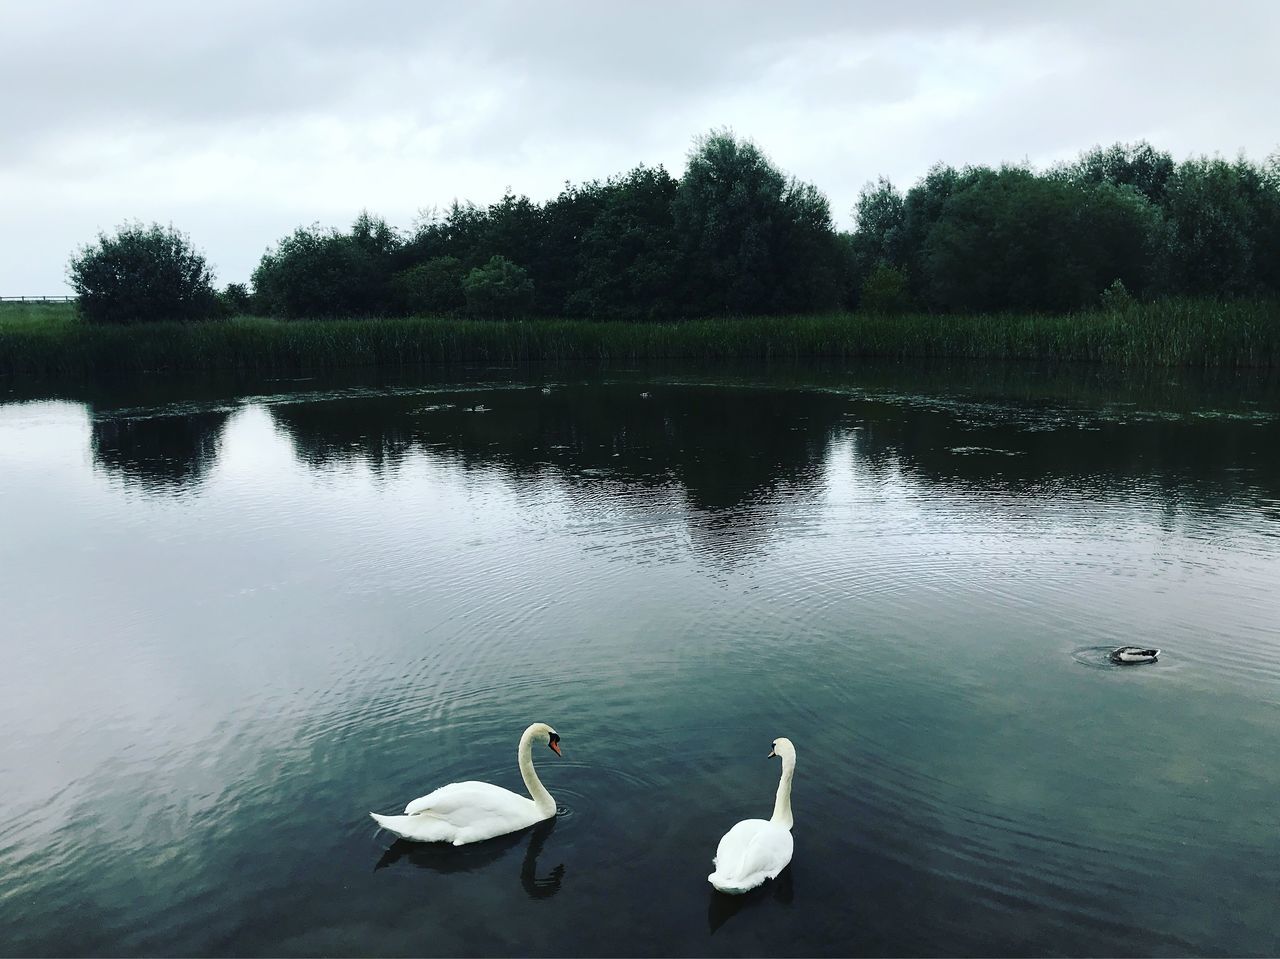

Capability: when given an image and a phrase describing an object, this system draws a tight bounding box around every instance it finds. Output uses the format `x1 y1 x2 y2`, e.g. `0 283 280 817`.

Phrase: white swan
370 723 561 845
708 737 796 895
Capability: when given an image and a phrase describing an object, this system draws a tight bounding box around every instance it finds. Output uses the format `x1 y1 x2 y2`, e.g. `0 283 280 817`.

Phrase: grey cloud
1 0 1277 292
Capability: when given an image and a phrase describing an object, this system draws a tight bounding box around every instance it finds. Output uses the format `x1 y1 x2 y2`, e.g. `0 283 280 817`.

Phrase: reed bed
1 299 1276 380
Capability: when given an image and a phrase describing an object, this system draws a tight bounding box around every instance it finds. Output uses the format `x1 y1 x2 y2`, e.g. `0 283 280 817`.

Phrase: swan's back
708 818 794 894
373 781 543 845
403 781 533 819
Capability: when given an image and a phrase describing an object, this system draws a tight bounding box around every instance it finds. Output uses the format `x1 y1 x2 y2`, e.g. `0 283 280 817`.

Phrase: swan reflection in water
707 864 795 934
374 815 565 899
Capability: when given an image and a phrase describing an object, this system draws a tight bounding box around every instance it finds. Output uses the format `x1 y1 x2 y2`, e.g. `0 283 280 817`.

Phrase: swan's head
528 722 562 756
767 737 796 762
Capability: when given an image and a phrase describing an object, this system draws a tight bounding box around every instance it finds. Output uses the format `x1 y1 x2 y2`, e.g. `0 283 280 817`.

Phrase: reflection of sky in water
1 372 1279 956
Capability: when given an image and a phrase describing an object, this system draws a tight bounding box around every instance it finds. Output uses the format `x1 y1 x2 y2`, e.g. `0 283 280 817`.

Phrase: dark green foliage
848 177 906 305
919 169 1161 311
860 263 912 314
1163 158 1266 295
538 181 610 315
851 143 1280 313
482 193 544 276
896 164 967 300
671 131 843 315
462 256 534 317
1063 142 1176 204
1257 154 1280 293
403 201 489 267
391 257 465 314
68 222 219 325
569 166 679 318
86 133 1278 328
252 212 400 318
1100 278 1134 310
219 283 253 314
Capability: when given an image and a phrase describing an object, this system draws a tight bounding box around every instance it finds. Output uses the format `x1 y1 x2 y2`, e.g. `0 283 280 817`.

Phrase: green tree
539 181 608 315
483 193 544 273
1064 142 1175 205
896 164 969 303
672 130 841 315
462 256 534 317
252 212 399 317
848 177 906 307
921 168 1160 311
405 201 490 267
569 165 679 318
859 263 912 314
1163 157 1268 295
390 256 466 314
1099 277 1134 310
775 179 843 311
68 222 219 325
1257 152 1280 293
218 282 253 315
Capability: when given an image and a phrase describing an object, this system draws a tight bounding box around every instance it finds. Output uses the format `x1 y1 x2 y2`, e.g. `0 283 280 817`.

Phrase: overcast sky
2 0 1276 294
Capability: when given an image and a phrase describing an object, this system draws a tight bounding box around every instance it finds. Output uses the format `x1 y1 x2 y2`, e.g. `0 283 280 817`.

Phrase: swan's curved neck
518 728 555 815
770 753 795 829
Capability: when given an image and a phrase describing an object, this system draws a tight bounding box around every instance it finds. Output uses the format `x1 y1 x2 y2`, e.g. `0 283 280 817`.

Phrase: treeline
248 135 1279 320
250 132 843 320
851 144 1280 313
67 131 1280 326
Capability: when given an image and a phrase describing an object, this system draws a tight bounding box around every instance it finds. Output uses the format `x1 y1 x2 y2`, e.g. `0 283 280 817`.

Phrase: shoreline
2 299 1277 380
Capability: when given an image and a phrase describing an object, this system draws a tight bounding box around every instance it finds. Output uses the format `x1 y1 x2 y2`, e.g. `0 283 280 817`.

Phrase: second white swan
708 737 796 894
370 722 561 845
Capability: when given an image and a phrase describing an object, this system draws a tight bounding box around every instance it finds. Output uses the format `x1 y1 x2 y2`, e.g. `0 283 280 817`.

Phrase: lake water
2 362 1278 957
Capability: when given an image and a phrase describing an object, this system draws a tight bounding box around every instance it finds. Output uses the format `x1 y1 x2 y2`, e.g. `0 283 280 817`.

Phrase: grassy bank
2 299 1277 379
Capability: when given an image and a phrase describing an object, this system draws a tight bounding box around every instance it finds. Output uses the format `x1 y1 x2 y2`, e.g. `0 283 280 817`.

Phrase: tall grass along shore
1 299 1276 380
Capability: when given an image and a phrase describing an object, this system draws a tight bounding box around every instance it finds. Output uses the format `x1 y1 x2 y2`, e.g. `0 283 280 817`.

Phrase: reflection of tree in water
267 380 1280 552
90 408 231 493
373 816 564 899
269 385 846 561
852 398 1280 512
268 397 416 474
271 385 841 499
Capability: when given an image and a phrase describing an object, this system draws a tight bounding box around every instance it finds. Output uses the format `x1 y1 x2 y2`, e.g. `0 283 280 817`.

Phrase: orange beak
549 741 562 756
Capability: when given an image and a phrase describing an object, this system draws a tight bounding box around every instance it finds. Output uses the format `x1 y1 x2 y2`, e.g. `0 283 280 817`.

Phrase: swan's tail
370 812 429 838
370 811 462 843
707 870 764 895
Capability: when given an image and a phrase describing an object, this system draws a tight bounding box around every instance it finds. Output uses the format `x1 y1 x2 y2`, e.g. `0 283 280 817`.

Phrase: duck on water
1110 646 1160 665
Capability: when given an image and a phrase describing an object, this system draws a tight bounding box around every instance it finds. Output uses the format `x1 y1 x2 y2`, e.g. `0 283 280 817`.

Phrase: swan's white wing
713 819 769 870
403 781 538 827
709 819 793 893
373 780 545 845
744 823 793 878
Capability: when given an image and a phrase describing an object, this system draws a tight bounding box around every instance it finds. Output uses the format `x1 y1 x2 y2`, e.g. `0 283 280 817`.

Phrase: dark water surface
2 363 1278 957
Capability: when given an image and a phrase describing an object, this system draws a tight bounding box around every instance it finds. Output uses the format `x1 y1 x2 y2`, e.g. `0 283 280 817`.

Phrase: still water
1 363 1278 957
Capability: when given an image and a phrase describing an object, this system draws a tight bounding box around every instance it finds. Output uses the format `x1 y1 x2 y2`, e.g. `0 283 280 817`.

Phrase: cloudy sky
2 0 1276 294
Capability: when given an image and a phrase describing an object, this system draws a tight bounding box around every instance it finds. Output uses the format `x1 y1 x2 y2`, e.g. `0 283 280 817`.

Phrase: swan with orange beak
371 722 562 845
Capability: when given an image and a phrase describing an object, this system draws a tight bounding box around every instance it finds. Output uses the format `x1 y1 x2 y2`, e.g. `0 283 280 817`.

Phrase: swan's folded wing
747 824 794 879
403 781 534 825
713 819 792 881
713 819 769 874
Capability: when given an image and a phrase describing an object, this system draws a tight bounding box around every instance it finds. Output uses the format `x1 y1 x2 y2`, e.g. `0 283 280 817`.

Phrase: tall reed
1 299 1275 380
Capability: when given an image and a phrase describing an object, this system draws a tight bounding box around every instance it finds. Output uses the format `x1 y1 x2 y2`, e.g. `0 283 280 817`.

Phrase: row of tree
850 144 1280 313
247 133 845 320
69 133 1280 324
